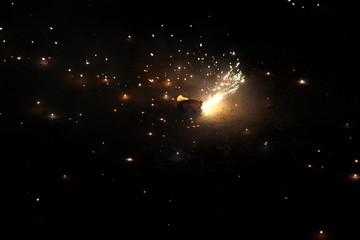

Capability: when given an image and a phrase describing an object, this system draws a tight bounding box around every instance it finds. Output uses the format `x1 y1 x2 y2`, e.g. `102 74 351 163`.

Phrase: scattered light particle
61 174 69 180
299 79 307 85
126 157 134 162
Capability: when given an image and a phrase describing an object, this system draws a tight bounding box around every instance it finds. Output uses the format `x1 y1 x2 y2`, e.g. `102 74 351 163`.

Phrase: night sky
2 1 360 239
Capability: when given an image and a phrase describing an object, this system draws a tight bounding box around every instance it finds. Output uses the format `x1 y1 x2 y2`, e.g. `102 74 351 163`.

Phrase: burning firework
201 62 245 114
177 62 245 116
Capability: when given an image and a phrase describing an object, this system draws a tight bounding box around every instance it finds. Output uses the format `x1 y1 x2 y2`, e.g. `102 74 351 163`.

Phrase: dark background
1 1 360 239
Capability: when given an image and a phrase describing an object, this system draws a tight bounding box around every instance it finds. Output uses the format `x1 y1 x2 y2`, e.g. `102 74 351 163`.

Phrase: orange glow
177 95 189 102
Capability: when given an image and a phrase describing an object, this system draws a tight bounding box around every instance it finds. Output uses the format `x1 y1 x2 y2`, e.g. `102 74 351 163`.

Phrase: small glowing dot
299 79 307 85
61 174 69 180
126 157 134 162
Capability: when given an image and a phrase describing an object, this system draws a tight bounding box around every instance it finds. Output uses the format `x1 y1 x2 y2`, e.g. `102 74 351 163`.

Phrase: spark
201 62 245 114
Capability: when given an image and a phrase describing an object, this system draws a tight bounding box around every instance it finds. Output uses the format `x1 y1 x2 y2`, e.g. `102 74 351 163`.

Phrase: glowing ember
177 95 189 102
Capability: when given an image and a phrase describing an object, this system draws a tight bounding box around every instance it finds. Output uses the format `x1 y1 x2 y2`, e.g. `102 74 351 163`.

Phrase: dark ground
1 1 360 239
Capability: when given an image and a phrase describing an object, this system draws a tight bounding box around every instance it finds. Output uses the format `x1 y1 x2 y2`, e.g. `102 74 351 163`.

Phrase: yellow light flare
298 79 307 85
